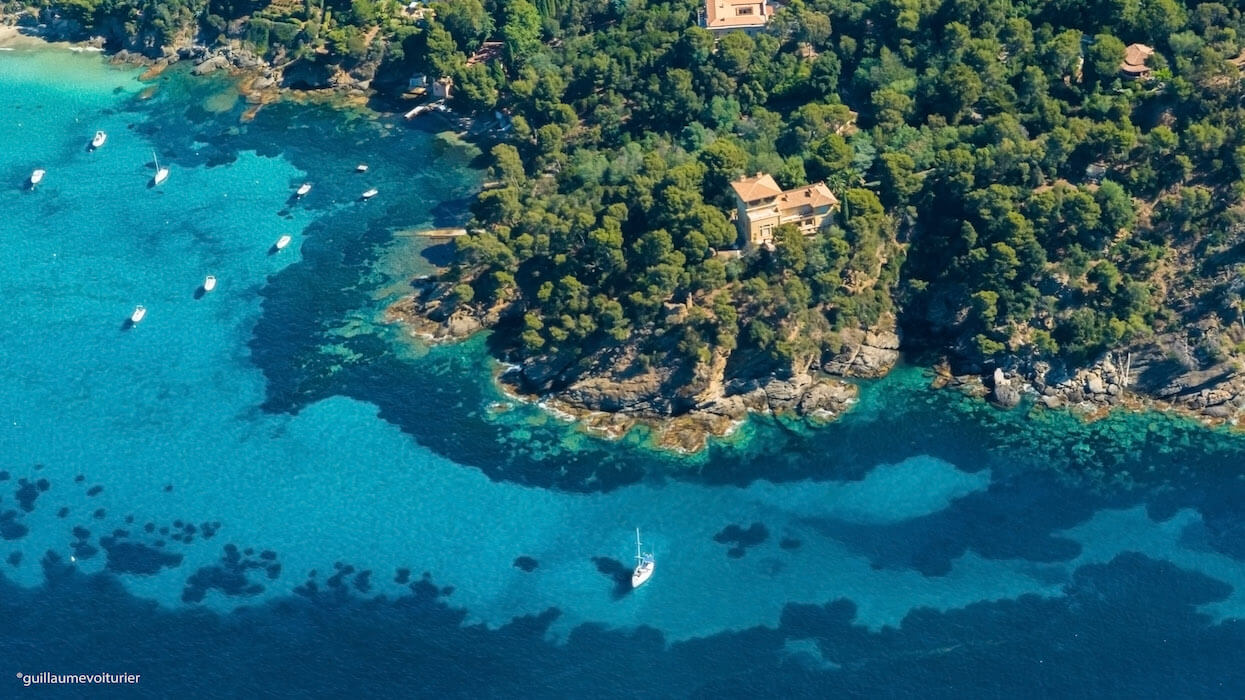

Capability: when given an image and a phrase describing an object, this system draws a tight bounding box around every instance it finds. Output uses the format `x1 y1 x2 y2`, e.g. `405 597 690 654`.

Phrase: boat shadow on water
193 286 206 300
120 318 135 331
591 557 635 600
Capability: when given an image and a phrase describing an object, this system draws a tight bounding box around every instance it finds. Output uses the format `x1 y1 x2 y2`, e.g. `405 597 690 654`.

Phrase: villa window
736 6 754 15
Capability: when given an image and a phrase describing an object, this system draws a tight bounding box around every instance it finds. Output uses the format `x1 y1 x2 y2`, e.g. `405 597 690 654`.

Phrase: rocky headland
386 277 898 452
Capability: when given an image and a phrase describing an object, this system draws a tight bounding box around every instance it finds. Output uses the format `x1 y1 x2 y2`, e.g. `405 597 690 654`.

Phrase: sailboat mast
635 528 641 559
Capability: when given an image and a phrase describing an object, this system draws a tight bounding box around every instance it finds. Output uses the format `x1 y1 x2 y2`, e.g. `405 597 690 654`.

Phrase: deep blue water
1 44 1244 697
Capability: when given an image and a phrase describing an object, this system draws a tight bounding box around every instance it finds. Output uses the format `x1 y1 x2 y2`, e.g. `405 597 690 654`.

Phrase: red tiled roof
730 173 783 202
777 182 839 212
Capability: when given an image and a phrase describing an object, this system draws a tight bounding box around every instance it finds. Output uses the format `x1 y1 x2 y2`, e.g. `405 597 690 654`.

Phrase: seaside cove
2 42 1245 697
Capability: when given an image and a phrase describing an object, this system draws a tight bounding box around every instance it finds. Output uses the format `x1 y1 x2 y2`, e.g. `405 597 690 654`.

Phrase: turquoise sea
2 45 1245 697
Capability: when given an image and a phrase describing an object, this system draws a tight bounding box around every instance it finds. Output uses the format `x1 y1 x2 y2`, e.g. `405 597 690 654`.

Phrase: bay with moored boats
1 36 1244 698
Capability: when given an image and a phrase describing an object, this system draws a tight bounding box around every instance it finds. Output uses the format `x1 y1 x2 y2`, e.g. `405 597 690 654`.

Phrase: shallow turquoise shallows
2 44 1245 697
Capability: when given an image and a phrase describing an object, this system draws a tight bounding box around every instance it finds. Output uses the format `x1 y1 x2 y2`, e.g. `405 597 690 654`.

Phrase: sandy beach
0 21 104 51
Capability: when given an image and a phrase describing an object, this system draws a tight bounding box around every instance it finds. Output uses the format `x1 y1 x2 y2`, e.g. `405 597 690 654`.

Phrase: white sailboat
273 234 292 250
29 169 45 187
203 275 217 292
91 130 107 149
631 528 654 588
296 182 312 197
130 305 147 324
355 163 369 173
361 188 378 200
151 150 169 185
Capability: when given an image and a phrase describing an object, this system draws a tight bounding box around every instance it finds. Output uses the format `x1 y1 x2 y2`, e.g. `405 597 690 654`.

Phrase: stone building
730 173 839 246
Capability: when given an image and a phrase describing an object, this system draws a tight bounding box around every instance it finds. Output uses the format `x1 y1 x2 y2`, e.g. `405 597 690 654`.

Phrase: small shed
432 76 453 100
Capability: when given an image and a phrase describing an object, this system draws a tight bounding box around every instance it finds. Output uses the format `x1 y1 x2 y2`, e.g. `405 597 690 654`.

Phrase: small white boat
631 528 655 588
151 150 169 186
296 182 312 197
29 169 45 187
203 275 217 292
91 130 107 149
355 163 369 172
130 305 147 324
361 188 378 200
274 235 292 250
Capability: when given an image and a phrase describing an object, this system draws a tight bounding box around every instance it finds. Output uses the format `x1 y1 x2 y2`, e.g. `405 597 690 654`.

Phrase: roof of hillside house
731 173 783 202
777 182 839 212
704 0 770 30
1121 44 1154 74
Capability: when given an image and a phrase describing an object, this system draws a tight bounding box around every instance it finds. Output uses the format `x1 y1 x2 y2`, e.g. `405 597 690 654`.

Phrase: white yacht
203 275 217 292
29 169 45 187
631 528 655 588
91 130 107 149
361 188 378 200
274 234 292 250
130 305 147 324
296 182 312 197
355 163 369 173
151 150 169 186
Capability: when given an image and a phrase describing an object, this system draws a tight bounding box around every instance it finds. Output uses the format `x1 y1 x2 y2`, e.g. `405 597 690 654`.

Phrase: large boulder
559 372 663 413
797 379 857 415
991 368 1021 408
1085 373 1106 395
192 54 229 75
824 328 900 378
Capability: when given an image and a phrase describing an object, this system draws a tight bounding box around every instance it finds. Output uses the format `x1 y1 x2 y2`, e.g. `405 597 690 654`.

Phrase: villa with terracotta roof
1121 44 1154 79
701 0 771 34
730 173 839 246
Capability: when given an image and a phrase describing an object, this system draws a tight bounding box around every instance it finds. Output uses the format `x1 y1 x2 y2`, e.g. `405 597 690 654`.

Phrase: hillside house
730 173 839 246
701 0 771 34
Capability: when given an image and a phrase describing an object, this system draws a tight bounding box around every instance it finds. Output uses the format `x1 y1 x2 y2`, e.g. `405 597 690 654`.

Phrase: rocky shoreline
387 275 1245 451
1 8 379 94
386 277 880 453
966 338 1245 429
